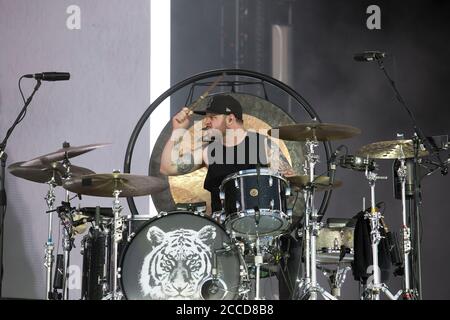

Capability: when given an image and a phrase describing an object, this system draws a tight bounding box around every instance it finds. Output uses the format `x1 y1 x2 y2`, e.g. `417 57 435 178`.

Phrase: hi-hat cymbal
8 161 95 186
356 139 429 159
287 175 343 192
268 122 361 141
62 173 169 197
22 142 111 167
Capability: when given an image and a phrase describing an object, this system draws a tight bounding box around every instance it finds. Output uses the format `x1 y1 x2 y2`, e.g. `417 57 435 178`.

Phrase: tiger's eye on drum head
119 211 241 300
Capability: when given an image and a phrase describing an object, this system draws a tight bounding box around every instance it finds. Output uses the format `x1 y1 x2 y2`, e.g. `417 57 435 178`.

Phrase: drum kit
7 120 431 300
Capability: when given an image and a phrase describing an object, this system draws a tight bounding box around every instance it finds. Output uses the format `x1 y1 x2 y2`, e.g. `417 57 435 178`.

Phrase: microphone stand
0 78 42 298
376 58 448 299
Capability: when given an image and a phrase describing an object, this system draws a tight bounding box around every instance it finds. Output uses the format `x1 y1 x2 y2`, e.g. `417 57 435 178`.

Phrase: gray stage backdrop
1 0 449 300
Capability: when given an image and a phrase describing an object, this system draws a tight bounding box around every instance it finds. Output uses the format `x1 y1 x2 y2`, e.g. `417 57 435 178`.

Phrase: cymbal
22 143 111 166
287 175 343 192
356 139 429 159
62 173 169 197
8 161 95 186
268 122 361 141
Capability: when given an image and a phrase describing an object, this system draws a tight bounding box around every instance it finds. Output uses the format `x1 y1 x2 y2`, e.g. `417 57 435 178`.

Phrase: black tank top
204 131 269 213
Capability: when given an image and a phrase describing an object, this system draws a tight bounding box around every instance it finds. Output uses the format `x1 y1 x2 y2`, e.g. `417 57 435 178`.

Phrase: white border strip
149 0 171 216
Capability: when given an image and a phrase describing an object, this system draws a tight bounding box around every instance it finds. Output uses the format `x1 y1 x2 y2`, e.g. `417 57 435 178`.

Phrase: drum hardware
175 202 207 214
111 189 123 300
317 265 351 298
358 138 427 300
62 171 169 300
295 139 337 300
44 174 57 300
253 236 264 300
200 245 237 300
7 141 105 299
338 154 377 172
220 168 291 238
271 122 361 300
358 137 430 299
360 166 400 300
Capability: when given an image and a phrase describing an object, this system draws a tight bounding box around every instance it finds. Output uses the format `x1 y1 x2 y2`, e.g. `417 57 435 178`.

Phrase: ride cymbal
356 139 429 159
268 122 361 141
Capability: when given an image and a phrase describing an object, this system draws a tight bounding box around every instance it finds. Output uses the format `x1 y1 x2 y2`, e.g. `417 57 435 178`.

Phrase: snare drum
119 211 241 300
220 168 291 237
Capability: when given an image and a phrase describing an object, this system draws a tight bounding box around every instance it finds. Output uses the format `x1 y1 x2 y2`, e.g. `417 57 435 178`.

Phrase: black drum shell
221 169 288 215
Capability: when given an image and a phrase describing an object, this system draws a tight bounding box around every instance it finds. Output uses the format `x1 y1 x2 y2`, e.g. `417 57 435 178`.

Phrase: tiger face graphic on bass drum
139 225 216 299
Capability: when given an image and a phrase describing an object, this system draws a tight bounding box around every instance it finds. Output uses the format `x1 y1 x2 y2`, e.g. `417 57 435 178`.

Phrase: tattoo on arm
176 153 195 174
268 140 293 173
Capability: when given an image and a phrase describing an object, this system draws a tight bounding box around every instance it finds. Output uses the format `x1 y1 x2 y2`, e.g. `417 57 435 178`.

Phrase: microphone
24 72 70 81
353 51 386 62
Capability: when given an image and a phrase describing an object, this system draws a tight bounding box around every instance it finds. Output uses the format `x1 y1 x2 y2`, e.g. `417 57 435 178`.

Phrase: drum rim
118 210 235 300
220 168 288 188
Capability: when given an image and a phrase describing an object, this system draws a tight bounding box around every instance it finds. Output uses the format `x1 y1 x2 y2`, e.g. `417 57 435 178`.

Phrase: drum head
230 214 285 236
120 211 241 300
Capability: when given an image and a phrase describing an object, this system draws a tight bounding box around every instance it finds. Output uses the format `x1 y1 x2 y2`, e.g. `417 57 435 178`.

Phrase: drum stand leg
44 177 57 300
363 170 401 300
254 236 264 300
111 189 123 300
296 140 336 300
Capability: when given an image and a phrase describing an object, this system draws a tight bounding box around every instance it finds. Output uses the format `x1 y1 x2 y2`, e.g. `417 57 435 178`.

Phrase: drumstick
176 73 225 123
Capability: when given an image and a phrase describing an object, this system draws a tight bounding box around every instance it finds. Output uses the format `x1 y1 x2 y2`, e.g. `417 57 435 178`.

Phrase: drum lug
270 199 274 210
234 178 239 189
236 201 241 211
269 176 273 186
219 191 225 200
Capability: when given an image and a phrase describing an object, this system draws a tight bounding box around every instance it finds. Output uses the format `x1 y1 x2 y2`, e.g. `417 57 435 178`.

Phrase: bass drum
119 211 241 300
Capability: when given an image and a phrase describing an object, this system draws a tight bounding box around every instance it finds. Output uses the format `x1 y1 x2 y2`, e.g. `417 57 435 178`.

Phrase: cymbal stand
60 158 74 300
396 157 416 299
363 168 401 300
296 139 336 300
111 188 123 300
44 174 57 300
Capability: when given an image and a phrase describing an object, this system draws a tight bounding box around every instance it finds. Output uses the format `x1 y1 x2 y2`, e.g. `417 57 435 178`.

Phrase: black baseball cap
193 95 243 120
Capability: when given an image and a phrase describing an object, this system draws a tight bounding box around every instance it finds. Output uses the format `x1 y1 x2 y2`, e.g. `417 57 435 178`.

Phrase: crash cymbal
287 175 342 192
268 122 361 141
62 173 169 197
356 139 429 159
8 161 95 186
22 142 111 167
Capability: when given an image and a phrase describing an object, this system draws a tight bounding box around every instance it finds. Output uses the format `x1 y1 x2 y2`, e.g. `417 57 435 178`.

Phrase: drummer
159 94 295 215
160 94 299 300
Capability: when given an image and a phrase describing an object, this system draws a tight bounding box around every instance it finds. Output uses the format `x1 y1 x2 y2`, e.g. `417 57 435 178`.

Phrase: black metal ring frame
123 68 332 217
